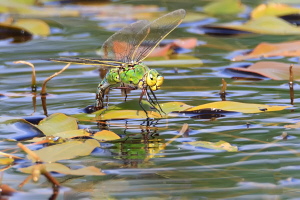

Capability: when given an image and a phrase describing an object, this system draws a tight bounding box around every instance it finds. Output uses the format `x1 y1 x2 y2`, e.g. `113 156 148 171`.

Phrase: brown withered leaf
233 41 300 61
227 61 300 80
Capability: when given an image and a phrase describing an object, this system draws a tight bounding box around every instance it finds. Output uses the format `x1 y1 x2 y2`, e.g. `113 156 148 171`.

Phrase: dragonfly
48 9 186 115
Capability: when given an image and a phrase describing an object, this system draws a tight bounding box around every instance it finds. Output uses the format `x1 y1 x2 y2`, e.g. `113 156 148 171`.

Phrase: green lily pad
203 0 246 15
204 16 300 35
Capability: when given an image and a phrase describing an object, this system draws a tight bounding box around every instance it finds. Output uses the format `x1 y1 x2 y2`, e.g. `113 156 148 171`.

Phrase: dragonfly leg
145 91 163 117
139 88 149 118
95 81 110 111
149 88 166 115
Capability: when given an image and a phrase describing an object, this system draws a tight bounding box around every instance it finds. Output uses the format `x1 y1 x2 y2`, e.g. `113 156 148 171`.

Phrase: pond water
1 0 300 199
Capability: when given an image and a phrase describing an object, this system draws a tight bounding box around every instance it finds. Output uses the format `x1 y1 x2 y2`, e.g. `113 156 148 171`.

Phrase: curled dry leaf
233 41 300 61
227 61 300 80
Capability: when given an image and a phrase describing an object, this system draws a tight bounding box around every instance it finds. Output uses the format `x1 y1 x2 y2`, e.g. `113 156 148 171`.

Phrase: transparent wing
132 9 186 62
101 20 150 63
47 57 124 67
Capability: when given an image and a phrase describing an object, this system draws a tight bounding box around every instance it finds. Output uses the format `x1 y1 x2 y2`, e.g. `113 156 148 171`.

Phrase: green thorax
102 62 150 87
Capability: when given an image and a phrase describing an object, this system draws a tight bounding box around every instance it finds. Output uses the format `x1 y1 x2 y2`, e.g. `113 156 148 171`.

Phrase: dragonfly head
146 69 164 91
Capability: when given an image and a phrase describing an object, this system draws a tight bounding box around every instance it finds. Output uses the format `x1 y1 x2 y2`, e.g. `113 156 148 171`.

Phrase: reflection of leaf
20 163 105 175
27 139 100 162
93 130 120 141
37 113 78 136
251 3 300 19
203 0 245 15
228 61 300 80
185 101 291 114
203 16 300 35
233 41 300 61
183 140 238 152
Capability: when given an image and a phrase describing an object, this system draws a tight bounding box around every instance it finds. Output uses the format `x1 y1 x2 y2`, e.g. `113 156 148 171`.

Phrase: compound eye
149 73 153 80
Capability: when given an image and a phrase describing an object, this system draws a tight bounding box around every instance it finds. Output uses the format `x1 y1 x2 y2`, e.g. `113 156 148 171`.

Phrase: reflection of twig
14 61 37 92
164 123 188 147
289 65 294 105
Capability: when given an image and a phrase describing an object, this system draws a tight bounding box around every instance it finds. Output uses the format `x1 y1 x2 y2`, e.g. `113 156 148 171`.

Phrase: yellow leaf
13 19 50 36
207 16 300 35
184 140 238 152
185 101 291 113
203 0 246 15
251 3 300 19
0 157 14 165
95 110 163 120
27 139 100 162
37 113 78 136
93 130 120 141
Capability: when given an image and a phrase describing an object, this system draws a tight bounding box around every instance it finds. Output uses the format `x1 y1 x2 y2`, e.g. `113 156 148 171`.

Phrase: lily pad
27 139 100 162
251 3 300 19
227 61 300 80
183 140 238 152
93 130 121 141
36 113 78 136
203 16 300 35
185 101 291 114
203 0 246 15
13 19 50 36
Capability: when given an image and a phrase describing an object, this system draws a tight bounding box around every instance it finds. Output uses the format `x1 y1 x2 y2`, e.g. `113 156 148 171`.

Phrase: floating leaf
93 130 121 141
36 113 78 136
0 23 32 42
232 41 300 61
13 19 50 36
144 54 202 67
203 16 300 35
183 140 238 152
228 61 300 80
95 110 162 120
251 3 300 19
203 0 246 15
185 101 290 114
0 157 14 165
0 1 79 16
27 139 100 162
20 163 105 175
148 38 198 57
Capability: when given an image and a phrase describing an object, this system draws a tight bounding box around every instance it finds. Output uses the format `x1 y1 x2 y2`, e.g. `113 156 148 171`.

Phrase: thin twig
14 61 37 92
41 63 71 95
219 78 227 101
17 143 41 162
